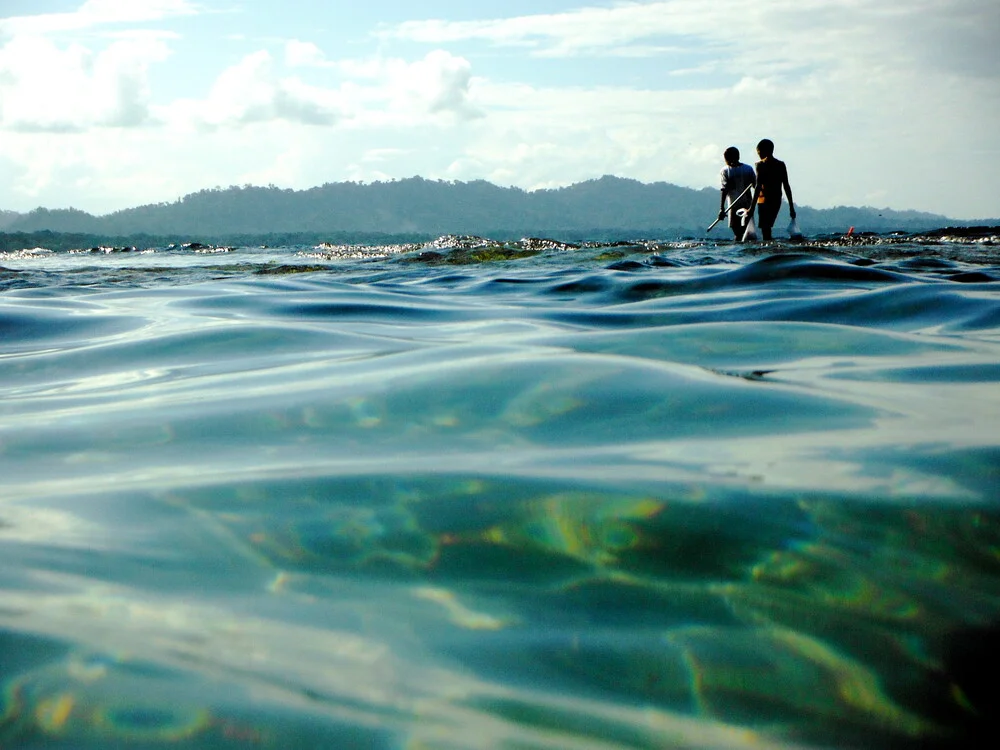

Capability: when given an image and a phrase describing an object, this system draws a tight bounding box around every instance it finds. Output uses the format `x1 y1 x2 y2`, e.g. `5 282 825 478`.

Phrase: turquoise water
1 233 999 748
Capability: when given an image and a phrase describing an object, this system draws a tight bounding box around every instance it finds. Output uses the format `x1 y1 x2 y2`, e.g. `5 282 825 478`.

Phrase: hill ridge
0 175 972 238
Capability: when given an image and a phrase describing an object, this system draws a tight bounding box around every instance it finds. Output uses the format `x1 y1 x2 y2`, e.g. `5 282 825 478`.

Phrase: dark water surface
1 233 999 748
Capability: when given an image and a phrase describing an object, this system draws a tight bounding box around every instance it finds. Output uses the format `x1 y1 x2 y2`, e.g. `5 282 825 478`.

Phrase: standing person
745 139 795 241
718 147 756 239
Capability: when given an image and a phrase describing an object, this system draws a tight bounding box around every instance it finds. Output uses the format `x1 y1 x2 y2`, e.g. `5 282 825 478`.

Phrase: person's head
724 146 740 166
756 139 774 158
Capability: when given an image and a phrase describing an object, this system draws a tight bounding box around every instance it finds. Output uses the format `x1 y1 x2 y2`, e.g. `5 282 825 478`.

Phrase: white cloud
0 0 200 36
384 50 481 119
0 0 196 132
285 39 327 68
0 34 171 131
435 81 726 191
201 50 286 125
381 0 998 80
381 1 739 57
217 48 481 127
282 40 479 121
168 47 481 129
197 51 344 127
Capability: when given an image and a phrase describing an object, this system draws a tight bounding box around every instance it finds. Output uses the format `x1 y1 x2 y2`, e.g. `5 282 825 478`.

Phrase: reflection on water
2 237 999 747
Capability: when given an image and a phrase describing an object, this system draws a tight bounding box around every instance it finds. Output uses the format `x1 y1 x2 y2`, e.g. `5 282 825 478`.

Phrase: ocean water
1 230 999 749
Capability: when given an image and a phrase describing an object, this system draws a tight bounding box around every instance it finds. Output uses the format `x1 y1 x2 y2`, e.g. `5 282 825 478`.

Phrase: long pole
707 182 755 233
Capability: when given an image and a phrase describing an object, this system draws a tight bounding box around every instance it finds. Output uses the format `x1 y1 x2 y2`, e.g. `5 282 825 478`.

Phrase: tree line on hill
0 176 971 250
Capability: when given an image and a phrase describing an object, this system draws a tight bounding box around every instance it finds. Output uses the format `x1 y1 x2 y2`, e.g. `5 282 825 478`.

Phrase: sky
0 0 997 220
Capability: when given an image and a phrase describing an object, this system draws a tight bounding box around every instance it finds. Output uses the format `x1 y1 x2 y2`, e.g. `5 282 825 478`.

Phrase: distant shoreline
3 226 998 254
3 177 995 241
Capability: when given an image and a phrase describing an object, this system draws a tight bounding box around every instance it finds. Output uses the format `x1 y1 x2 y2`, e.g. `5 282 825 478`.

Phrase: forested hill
1 176 961 240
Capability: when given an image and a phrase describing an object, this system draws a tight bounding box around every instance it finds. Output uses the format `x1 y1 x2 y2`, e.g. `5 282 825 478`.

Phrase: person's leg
729 213 742 238
758 201 780 241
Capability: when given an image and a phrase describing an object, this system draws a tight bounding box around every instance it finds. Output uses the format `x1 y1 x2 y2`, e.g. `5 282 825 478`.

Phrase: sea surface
1 229 999 749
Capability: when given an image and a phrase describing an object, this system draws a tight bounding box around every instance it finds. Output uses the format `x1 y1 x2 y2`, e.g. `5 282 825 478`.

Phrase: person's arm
744 162 761 217
719 171 729 220
782 164 795 218
747 182 761 218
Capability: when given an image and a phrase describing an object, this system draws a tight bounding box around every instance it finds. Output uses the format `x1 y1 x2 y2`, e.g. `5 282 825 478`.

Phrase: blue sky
1 0 997 219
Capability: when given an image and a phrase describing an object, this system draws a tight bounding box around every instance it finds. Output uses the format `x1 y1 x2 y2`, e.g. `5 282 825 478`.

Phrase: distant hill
0 176 978 241
0 209 21 230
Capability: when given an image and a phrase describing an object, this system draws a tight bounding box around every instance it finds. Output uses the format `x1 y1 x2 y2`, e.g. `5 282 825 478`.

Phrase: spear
707 182 754 232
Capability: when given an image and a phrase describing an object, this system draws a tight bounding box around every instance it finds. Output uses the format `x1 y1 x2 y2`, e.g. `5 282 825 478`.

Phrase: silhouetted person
746 139 795 241
718 146 756 239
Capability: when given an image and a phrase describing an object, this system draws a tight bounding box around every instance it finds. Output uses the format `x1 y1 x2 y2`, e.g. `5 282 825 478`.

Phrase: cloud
387 50 481 119
191 47 482 129
0 0 197 132
285 40 327 69
183 50 344 127
379 1 733 57
0 34 171 131
434 80 729 192
0 0 200 36
380 0 998 79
